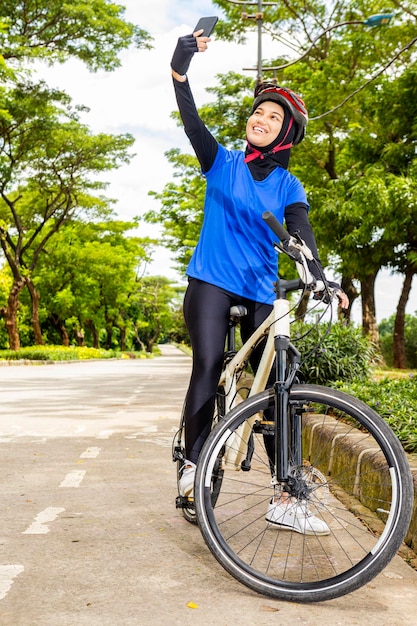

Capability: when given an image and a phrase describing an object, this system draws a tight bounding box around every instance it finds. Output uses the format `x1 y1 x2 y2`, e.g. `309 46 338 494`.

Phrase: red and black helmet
252 82 308 146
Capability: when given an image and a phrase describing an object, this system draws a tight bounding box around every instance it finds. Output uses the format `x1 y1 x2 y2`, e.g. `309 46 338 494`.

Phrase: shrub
334 376 417 453
0 345 122 361
292 321 376 385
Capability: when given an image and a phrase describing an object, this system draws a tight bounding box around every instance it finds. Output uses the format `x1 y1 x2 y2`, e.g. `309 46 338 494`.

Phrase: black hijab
244 103 296 180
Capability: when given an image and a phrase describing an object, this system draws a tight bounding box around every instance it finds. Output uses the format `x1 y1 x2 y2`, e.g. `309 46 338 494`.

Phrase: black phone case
193 16 218 37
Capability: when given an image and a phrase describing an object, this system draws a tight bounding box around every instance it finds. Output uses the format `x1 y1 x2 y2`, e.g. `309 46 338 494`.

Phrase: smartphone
193 16 218 37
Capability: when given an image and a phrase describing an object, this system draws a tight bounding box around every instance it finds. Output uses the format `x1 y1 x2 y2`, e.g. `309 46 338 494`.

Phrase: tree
343 67 417 361
0 0 151 70
0 81 135 348
31 219 154 349
128 276 184 353
309 64 417 350
0 1 152 349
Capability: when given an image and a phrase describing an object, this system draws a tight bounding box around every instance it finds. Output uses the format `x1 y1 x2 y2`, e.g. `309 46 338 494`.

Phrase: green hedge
292 321 376 385
0 345 124 361
334 377 417 453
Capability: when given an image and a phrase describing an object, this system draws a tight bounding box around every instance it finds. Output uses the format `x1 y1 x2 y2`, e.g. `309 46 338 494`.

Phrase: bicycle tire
174 385 226 524
194 384 413 603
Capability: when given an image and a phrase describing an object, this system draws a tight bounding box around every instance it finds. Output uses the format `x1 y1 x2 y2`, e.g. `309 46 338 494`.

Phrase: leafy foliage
145 149 206 274
379 313 417 368
126 275 185 353
0 0 152 70
293 321 376 384
0 1 152 349
334 376 417 453
151 0 417 357
0 344 123 360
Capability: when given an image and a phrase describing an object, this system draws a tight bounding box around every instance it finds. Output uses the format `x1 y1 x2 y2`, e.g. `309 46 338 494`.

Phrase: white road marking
138 437 172 448
124 426 158 439
0 565 24 600
22 507 65 535
59 470 86 488
80 447 101 458
96 429 114 439
116 385 145 413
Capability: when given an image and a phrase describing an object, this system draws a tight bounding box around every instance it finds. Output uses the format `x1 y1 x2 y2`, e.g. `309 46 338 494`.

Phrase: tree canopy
0 0 161 350
0 0 152 70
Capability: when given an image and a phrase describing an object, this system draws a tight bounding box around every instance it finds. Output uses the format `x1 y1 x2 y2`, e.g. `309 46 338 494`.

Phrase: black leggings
183 278 273 464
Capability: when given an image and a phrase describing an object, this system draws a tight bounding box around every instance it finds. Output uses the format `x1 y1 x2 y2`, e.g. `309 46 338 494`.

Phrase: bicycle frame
191 210 414 601
221 279 302 473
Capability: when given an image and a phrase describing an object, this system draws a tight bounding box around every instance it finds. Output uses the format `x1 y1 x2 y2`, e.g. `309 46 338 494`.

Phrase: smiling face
246 100 285 148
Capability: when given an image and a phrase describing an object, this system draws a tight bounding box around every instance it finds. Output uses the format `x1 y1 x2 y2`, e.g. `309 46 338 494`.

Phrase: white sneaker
179 461 196 498
265 497 330 536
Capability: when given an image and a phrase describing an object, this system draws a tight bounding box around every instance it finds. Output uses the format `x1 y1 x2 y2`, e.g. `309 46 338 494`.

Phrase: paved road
1 346 417 626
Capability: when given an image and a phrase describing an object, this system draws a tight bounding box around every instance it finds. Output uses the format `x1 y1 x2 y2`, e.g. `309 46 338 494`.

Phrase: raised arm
171 32 218 173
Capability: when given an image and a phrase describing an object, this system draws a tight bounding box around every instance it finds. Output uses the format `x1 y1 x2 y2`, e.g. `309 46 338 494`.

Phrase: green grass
334 370 417 454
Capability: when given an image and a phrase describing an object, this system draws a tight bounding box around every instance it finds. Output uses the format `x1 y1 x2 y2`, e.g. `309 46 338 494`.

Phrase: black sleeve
284 202 324 280
173 77 218 173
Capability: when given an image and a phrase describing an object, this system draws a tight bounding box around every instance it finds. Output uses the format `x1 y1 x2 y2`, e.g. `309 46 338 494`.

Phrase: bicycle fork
271 297 302 488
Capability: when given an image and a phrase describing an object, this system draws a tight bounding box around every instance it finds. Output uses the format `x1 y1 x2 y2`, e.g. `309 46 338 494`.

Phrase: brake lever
290 232 314 261
273 241 303 263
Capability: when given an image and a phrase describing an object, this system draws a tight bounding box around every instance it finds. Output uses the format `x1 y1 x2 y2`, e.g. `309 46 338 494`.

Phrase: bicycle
174 211 414 602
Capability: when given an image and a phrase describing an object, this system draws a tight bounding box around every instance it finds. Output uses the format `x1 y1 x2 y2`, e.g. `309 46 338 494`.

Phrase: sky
36 0 417 324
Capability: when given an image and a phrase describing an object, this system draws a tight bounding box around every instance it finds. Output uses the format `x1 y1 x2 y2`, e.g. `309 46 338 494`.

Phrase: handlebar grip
262 211 290 242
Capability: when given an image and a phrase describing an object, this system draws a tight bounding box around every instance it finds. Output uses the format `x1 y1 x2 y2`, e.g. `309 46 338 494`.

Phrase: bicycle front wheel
194 385 413 603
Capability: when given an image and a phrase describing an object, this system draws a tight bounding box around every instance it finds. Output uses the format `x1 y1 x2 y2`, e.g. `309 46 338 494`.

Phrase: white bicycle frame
219 235 324 468
220 298 290 467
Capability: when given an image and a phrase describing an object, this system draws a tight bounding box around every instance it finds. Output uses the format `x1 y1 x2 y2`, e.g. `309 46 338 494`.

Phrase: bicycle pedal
175 495 195 510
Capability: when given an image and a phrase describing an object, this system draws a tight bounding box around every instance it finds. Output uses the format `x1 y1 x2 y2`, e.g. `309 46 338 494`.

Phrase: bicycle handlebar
262 211 291 243
262 210 327 295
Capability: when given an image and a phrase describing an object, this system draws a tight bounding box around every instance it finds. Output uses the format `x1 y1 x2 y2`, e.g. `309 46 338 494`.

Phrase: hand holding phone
193 16 218 38
171 17 218 77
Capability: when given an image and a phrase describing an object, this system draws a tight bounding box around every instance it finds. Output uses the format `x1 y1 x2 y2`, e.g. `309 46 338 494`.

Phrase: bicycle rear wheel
194 384 413 603
174 385 226 524
173 419 197 524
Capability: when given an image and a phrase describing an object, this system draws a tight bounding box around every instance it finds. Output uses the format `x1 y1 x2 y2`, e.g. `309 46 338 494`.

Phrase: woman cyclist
171 29 348 535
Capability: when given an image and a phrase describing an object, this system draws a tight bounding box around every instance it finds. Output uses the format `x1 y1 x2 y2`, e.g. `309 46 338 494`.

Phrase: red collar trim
244 117 294 163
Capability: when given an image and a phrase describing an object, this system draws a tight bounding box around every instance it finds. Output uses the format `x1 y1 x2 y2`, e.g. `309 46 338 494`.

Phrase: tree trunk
393 267 414 369
105 325 112 350
26 278 43 345
134 326 146 352
119 326 126 351
295 291 310 320
0 279 26 350
75 327 85 347
146 322 161 353
60 323 70 347
48 315 69 346
85 320 99 348
361 273 380 347
339 276 359 323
